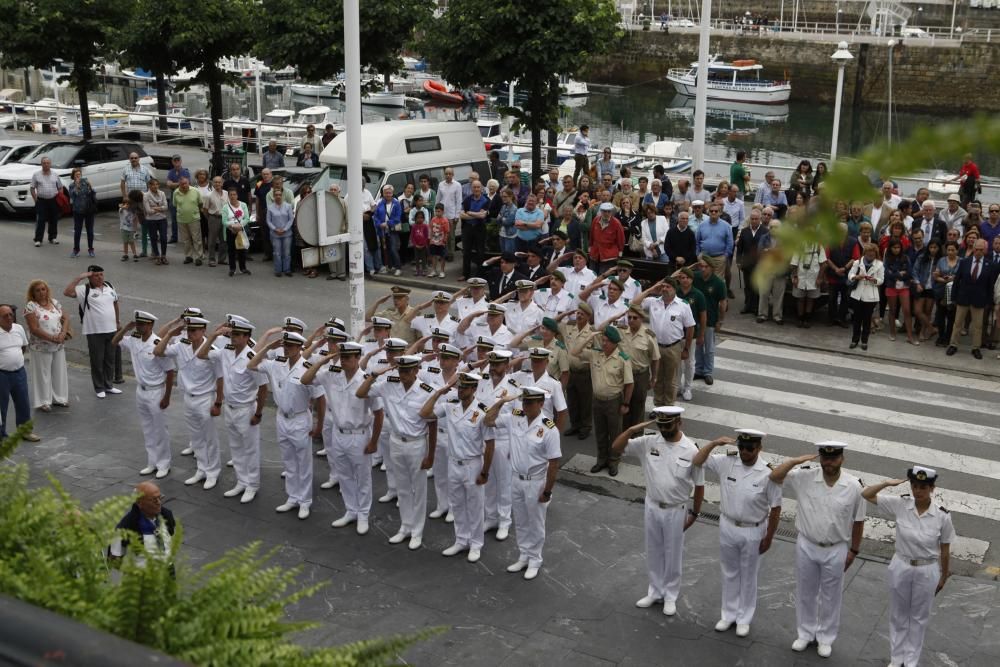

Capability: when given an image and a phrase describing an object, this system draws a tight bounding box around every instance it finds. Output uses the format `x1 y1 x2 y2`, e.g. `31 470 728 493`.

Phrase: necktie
972 260 980 281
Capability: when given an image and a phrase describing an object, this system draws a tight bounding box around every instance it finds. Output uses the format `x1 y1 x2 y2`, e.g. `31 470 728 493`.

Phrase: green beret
577 302 593 317
608 277 624 290
678 267 694 279
603 325 622 344
551 270 567 283
542 317 559 333
617 259 634 269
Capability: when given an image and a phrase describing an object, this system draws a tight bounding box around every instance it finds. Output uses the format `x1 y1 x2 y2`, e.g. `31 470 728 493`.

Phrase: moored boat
666 56 791 105
422 80 485 106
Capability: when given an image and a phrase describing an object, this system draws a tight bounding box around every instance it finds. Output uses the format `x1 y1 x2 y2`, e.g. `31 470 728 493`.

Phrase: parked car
0 140 155 214
0 139 42 168
901 27 929 38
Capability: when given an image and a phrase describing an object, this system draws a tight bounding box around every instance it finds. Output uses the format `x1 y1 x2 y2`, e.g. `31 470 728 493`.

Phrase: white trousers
320 413 338 482
330 428 372 519
379 427 396 494
795 537 848 645
136 385 171 472
719 516 765 625
485 438 512 530
887 555 939 667
225 402 261 490
448 455 485 550
511 475 550 568
184 392 221 479
675 347 694 394
432 428 450 512
277 411 313 507
390 434 428 538
28 348 68 408
644 501 687 602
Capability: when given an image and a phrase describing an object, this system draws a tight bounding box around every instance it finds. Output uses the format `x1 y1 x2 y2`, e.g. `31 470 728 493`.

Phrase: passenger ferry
665 56 791 105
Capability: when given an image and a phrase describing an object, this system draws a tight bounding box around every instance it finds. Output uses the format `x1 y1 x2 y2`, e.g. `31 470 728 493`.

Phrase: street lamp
830 41 853 162
837 7 842 34
887 39 896 145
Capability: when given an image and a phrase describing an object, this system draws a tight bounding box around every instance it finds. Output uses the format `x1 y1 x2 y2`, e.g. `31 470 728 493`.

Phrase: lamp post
830 41 853 162
887 39 896 146
950 0 958 39
692 0 713 172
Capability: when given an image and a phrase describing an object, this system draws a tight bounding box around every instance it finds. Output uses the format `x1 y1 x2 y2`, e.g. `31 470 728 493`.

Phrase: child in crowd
119 189 143 262
429 202 450 279
410 210 429 276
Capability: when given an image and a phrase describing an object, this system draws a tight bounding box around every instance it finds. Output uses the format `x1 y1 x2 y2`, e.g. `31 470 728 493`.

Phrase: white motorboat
611 141 642 167
666 56 791 105
290 81 341 100
559 77 589 97
288 106 343 137
362 90 406 108
128 97 192 129
477 114 505 150
636 141 692 173
224 108 296 138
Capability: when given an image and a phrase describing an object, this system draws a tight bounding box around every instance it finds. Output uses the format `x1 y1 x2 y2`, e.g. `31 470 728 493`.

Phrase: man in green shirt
729 150 750 195
673 267 706 402
172 176 203 265
692 257 728 385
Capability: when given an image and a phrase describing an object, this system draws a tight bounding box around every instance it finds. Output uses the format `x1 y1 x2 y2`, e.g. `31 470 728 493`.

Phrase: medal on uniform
650 448 660 456
536 428 544 437
470 411 479 423
670 315 676 321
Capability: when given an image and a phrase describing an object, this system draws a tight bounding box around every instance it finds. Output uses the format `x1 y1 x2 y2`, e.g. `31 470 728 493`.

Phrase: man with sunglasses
769 441 865 659
693 428 782 638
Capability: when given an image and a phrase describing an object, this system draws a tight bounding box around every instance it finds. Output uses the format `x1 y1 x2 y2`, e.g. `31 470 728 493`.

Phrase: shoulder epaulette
247 340 256 348
727 450 738 456
939 506 949 513
423 313 434 318
543 418 556 429
512 408 525 416
901 493 911 498
419 382 434 392
858 478 864 486
330 365 343 373
246 351 254 359
800 465 811 470
632 278 641 287
303 361 313 369
225 343 235 350
130 331 142 338
599 294 606 301
387 375 401 383
276 355 288 363
450 315 460 322
555 340 566 349
377 359 389 364
766 462 774 469
153 338 161 345
507 378 519 387
363 337 376 343
180 338 191 345
478 402 488 411
426 366 441 374
618 350 630 361
447 398 460 403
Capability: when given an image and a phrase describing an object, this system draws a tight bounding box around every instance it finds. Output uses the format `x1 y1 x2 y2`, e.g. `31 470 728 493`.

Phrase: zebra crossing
564 338 1000 565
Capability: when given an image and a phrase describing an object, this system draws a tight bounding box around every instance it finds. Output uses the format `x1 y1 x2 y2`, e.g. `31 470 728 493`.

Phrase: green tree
0 0 128 140
0 423 441 666
418 0 622 181
255 0 434 85
115 2 185 132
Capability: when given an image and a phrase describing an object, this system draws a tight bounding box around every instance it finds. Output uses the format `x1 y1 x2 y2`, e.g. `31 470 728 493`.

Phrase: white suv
0 140 156 214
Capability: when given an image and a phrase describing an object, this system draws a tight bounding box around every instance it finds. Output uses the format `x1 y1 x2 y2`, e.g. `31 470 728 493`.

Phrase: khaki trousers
179 221 204 261
950 304 984 349
703 253 727 280
653 343 683 406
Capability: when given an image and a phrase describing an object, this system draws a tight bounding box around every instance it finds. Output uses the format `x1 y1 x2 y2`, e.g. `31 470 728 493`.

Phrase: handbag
85 183 98 215
235 228 250 250
55 188 71 217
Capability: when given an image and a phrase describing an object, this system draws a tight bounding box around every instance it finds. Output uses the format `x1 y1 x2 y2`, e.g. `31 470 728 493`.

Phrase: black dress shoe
972 348 983 359
608 465 619 477
693 373 705 381
945 346 957 356
849 341 859 349
704 375 714 385
565 426 579 436
589 462 606 473
860 343 868 350
756 316 766 323
577 430 590 440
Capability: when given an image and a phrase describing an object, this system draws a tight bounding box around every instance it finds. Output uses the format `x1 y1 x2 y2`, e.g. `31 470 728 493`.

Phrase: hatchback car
0 140 156 214
0 139 42 168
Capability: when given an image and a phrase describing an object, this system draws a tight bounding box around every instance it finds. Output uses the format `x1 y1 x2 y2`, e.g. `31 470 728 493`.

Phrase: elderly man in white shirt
0 305 40 442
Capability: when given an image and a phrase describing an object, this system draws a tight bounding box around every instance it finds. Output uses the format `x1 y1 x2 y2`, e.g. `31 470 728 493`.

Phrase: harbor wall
585 30 1000 111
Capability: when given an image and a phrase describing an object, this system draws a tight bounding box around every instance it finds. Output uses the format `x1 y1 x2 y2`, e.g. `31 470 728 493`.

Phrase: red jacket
589 216 625 262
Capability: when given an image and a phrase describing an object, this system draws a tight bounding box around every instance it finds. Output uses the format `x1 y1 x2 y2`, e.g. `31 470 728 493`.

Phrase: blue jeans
168 201 178 241
271 232 292 273
695 327 716 377
499 236 517 254
73 212 95 252
364 243 382 273
385 232 401 269
0 366 31 439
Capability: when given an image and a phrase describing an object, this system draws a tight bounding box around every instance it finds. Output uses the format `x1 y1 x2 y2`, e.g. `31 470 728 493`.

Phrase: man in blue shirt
460 180 490 280
514 194 545 253
695 202 734 280
758 178 789 219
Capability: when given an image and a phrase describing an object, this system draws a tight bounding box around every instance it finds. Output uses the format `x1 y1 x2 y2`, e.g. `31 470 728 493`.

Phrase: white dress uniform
418 363 452 516
625 432 704 604
453 294 490 341
477 374 520 532
315 364 381 521
162 337 223 482
704 453 782 626
412 312 460 341
588 292 629 327
432 393 493 550
878 494 954 667
785 466 866 647
533 287 576 319
496 409 561 569
512 370 567 419
364 347 398 494
208 343 269 492
120 332 174 475
252 355 324 509
367 375 436 540
505 301 544 336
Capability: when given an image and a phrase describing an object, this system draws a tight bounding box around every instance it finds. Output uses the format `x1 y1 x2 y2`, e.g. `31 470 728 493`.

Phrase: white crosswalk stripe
562 337 1000 564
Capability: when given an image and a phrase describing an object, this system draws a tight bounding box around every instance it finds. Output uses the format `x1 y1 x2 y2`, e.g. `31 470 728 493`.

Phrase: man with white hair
911 200 946 244
754 171 776 205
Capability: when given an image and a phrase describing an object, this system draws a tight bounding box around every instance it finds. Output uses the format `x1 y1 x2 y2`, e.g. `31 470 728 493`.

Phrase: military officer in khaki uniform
562 302 595 439
541 317 570 389
620 304 661 431
572 325 634 477
366 285 417 343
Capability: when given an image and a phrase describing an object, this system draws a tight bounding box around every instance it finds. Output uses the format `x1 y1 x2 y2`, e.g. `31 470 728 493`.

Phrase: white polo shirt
0 324 28 371
367 376 435 439
496 410 562 477
704 453 782 525
315 365 381 430
209 344 268 404
877 494 955 561
432 396 494 460
625 432 704 506
785 467 866 545
75 283 118 335
163 339 220 395
563 266 597 297
120 333 172 387
642 296 695 345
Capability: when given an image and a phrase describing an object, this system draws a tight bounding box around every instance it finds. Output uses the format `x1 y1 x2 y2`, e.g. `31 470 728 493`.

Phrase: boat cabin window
405 136 442 154
299 113 325 124
478 125 501 139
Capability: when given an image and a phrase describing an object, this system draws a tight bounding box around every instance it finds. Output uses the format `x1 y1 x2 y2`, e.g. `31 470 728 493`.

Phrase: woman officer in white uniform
862 466 953 667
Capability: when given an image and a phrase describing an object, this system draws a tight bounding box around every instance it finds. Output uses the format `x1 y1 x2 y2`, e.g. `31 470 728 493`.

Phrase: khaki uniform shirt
545 339 571 380
377 306 418 343
582 345 634 400
563 324 594 372
619 326 660 373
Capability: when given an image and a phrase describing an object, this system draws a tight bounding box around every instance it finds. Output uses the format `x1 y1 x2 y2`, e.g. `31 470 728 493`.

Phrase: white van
317 120 489 199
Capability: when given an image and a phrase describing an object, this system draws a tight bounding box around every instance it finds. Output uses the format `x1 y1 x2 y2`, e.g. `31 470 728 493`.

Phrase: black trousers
462 222 486 279
572 155 589 184
227 234 247 272
34 197 60 243
827 282 851 322
86 332 116 392
851 300 876 344
741 266 759 313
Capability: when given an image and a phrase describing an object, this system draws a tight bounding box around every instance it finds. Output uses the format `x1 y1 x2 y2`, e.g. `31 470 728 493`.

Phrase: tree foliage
255 0 434 83
418 0 622 180
0 0 129 139
0 425 441 666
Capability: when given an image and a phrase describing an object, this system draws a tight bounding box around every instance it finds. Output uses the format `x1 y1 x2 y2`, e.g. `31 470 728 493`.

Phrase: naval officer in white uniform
693 428 783 637
863 466 953 667
611 405 704 616
769 441 866 659
113 310 175 479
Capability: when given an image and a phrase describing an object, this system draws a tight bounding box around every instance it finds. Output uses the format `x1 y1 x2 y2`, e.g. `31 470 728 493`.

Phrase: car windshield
0 147 9 161
315 165 384 199
22 142 80 168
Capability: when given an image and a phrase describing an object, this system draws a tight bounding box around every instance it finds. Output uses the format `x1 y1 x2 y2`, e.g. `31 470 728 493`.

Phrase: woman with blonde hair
23 279 70 411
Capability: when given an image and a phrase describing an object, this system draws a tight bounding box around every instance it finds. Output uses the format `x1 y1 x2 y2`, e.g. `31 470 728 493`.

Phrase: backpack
79 280 113 322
